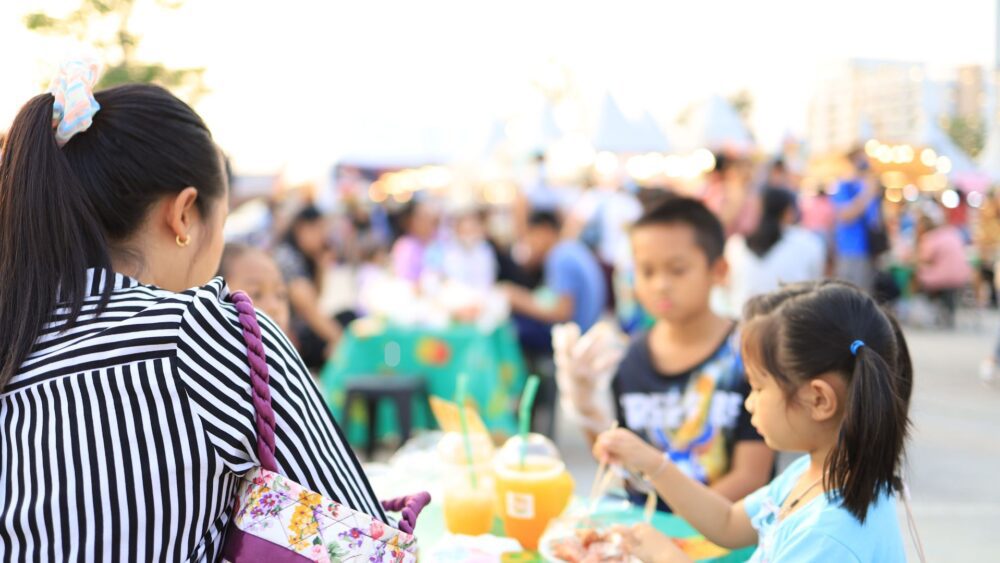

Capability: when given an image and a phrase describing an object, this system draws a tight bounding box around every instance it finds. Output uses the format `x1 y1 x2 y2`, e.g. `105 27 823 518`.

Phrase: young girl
595 280 913 562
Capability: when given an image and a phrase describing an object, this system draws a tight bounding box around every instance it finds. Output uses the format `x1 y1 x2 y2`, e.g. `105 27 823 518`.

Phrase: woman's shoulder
177 276 299 363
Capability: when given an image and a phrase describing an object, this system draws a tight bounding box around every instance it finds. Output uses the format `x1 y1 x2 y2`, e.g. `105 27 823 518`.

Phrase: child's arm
709 441 773 501
594 428 758 550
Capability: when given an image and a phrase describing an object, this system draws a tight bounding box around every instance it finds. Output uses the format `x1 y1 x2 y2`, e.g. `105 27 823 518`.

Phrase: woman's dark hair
283 204 324 281
0 84 226 389
742 280 913 523
745 188 797 257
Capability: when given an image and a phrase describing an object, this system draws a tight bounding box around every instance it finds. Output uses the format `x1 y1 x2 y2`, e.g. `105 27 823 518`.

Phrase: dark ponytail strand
0 94 110 388
826 343 910 523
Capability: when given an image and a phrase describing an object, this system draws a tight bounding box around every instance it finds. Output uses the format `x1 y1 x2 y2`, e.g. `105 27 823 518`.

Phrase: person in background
800 184 837 274
762 158 792 191
438 207 498 291
219 243 292 335
701 152 758 237
725 188 825 314
565 180 644 313
502 211 607 353
832 149 882 293
560 197 773 512
273 205 343 370
914 202 972 327
973 190 1000 309
391 200 439 285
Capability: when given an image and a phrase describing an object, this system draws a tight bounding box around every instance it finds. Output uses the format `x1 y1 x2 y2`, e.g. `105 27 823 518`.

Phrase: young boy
561 196 773 510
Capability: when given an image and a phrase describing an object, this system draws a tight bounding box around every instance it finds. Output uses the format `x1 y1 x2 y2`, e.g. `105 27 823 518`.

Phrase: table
320 320 528 446
417 499 756 562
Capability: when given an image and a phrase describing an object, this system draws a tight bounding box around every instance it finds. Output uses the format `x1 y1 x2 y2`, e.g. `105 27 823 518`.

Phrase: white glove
552 321 626 433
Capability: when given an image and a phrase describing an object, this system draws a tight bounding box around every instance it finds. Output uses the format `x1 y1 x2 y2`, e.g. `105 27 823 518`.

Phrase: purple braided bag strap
230 291 429 534
232 291 279 472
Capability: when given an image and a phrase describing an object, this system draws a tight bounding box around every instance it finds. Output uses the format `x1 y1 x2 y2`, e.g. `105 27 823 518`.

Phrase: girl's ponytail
0 94 109 388
827 342 910 523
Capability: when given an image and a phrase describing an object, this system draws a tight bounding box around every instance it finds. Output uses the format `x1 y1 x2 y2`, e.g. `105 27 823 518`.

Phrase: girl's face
744 367 815 452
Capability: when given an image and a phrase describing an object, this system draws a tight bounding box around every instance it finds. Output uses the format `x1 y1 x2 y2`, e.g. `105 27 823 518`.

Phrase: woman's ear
800 375 843 423
165 187 200 239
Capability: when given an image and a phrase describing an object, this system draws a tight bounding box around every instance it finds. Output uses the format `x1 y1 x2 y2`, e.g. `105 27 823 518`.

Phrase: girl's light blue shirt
743 455 907 562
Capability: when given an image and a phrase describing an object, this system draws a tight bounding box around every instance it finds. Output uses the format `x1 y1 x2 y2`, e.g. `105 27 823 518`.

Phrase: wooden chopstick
589 421 619 512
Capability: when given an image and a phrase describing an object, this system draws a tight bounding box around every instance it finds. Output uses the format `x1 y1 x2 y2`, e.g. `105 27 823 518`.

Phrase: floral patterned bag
222 292 429 562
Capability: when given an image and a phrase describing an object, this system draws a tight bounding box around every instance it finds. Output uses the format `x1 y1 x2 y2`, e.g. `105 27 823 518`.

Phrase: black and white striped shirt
0 268 386 562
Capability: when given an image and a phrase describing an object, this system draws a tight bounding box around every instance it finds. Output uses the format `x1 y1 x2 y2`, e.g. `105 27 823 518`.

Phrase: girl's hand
593 428 664 476
624 523 692 563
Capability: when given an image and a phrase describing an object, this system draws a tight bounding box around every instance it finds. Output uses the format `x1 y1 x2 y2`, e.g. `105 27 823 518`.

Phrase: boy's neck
653 308 729 346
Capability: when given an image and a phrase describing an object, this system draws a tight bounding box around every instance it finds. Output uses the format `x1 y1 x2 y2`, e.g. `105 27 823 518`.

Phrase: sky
1 0 997 176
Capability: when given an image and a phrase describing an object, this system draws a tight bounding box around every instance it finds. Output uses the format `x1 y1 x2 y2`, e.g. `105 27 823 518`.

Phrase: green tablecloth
319 321 528 446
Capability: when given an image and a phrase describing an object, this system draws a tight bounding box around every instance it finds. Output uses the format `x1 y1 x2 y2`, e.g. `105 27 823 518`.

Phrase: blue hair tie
850 340 865 356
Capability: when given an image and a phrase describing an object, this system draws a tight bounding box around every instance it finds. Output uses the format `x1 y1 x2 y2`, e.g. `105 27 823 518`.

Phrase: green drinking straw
454 374 478 489
518 375 541 470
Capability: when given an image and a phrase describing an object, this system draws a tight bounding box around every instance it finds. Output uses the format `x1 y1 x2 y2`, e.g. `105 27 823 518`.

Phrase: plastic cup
438 432 496 536
493 433 574 550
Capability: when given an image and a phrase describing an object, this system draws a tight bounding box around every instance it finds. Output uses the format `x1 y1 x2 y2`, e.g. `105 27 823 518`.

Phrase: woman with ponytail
594 280 913 562
0 61 389 561
724 187 825 314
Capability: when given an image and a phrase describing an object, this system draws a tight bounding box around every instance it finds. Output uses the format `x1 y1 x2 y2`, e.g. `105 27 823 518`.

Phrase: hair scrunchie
48 58 103 147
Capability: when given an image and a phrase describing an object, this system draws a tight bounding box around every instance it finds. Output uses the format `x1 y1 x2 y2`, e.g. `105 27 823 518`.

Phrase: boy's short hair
631 196 725 263
527 210 561 231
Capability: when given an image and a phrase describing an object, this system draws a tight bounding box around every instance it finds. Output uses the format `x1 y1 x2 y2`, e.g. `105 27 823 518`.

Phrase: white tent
592 93 670 153
679 95 754 153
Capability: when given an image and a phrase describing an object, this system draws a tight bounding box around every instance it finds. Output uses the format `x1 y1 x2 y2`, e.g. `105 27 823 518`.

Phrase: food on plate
548 528 630 562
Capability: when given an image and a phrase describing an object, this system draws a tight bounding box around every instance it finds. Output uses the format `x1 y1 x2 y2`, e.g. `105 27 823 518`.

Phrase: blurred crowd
221 147 999 379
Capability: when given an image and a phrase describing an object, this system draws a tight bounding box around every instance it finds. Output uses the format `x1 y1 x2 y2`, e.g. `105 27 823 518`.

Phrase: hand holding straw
517 375 541 470
454 374 478 489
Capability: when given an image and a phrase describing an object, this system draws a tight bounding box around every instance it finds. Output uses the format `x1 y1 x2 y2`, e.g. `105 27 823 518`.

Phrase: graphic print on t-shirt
614 331 754 485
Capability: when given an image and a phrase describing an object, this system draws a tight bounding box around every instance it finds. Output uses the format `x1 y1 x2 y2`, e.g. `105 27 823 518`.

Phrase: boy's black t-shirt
612 327 763 509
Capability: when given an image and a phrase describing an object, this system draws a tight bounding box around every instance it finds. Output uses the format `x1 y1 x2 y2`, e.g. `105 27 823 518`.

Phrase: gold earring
176 234 191 247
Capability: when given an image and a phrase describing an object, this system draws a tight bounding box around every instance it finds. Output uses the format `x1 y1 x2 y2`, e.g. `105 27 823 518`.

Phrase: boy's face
630 223 726 323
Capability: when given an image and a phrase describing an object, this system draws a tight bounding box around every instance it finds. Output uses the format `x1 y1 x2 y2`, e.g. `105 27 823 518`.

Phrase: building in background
807 59 989 157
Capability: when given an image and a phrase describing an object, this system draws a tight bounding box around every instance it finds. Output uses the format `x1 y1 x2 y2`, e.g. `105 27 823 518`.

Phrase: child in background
595 280 913 562
219 243 292 335
560 197 773 511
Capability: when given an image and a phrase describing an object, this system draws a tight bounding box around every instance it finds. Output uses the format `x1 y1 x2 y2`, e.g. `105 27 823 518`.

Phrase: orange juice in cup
493 434 575 550
438 432 496 536
443 479 495 535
